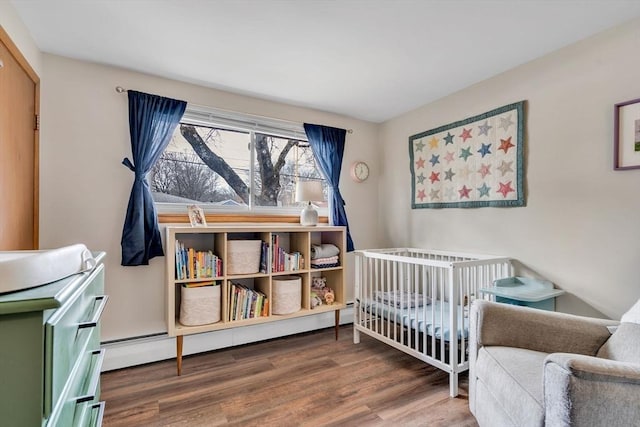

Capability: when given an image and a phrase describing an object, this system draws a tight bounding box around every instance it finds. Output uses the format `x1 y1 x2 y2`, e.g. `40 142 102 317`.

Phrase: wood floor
100 326 477 427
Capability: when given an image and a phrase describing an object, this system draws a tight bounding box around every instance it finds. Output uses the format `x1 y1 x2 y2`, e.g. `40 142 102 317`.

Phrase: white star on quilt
499 115 514 131
458 165 472 180
444 187 455 201
478 120 492 136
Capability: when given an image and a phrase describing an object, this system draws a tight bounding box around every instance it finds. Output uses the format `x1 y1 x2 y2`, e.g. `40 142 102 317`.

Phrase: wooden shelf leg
334 309 340 340
176 335 183 376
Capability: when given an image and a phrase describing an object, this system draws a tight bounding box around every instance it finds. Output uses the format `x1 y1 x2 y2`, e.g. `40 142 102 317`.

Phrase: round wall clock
350 161 370 183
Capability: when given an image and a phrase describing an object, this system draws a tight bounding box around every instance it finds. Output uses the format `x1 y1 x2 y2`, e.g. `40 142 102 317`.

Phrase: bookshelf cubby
166 224 346 375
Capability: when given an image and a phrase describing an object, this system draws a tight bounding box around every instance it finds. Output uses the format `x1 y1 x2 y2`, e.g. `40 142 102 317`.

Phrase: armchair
469 300 640 427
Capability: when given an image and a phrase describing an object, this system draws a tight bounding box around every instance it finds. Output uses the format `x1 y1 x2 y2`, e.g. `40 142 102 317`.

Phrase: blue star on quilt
477 143 492 157
444 132 455 145
478 183 491 198
459 146 473 161
429 154 440 166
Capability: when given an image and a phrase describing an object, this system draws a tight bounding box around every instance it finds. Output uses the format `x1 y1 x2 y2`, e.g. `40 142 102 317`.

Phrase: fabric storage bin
272 275 302 314
179 285 221 326
227 240 262 275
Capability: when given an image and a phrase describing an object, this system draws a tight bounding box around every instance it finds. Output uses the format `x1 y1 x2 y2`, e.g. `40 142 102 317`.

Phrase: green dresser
0 252 107 426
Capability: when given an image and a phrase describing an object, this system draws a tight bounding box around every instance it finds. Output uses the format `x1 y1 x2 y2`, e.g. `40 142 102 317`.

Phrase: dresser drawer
47 348 105 427
74 401 106 427
44 265 107 418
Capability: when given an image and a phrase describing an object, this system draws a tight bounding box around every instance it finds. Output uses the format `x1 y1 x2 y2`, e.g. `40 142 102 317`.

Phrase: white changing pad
0 244 96 294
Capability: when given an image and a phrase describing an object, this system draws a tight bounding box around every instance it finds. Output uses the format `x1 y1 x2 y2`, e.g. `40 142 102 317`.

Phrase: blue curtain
121 91 186 266
304 123 355 251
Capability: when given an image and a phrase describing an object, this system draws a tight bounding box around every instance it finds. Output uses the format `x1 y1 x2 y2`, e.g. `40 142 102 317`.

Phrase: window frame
154 104 329 223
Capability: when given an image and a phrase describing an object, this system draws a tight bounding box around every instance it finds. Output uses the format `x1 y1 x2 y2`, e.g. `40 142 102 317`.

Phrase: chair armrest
470 300 615 355
544 353 640 426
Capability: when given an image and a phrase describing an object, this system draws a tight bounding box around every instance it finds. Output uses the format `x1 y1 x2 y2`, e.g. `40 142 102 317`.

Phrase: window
150 105 327 214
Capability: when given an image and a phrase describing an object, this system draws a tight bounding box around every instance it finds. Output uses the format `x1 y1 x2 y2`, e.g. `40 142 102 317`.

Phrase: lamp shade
295 181 324 203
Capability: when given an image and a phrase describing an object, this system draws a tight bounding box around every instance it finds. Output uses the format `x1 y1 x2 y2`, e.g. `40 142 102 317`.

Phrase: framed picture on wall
187 205 207 227
614 97 640 170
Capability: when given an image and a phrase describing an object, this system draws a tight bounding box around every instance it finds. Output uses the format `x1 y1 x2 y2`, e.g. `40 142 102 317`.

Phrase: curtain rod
115 86 354 134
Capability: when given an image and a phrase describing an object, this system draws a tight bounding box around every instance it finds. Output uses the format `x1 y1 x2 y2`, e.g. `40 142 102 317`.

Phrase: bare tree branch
180 124 250 204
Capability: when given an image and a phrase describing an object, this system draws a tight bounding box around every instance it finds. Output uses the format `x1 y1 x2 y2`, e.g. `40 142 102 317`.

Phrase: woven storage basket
272 275 301 314
227 240 262 275
179 285 221 326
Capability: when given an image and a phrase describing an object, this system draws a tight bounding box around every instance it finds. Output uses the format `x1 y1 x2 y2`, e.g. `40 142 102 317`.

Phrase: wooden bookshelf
166 224 346 375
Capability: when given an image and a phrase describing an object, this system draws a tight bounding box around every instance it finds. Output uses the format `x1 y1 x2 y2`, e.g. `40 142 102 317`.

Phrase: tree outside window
150 121 327 210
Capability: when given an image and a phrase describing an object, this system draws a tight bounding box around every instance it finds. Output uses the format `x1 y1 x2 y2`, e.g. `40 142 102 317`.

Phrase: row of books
228 282 269 321
175 240 222 280
271 234 304 272
276 249 303 272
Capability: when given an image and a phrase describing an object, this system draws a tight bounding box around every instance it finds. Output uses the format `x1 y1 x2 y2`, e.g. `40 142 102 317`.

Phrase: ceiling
11 0 640 123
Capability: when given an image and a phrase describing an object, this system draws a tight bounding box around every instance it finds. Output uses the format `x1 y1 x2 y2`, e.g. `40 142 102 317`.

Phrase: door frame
0 26 40 249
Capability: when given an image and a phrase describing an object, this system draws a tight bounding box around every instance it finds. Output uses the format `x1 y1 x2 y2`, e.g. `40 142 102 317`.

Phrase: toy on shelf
310 291 323 309
311 276 335 305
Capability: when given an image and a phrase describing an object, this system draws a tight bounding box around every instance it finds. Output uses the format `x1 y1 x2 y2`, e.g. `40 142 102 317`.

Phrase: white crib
353 248 512 397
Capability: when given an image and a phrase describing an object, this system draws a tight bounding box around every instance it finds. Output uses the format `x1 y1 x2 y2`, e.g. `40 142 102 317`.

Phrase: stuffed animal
312 277 326 289
324 289 335 305
311 276 335 305
310 291 323 309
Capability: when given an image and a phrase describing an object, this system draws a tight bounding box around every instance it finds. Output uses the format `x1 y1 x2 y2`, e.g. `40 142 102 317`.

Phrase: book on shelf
270 234 303 272
227 281 268 321
174 239 222 280
259 241 268 274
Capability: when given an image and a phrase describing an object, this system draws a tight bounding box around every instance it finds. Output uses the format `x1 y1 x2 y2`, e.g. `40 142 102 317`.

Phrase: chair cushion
596 322 640 364
620 298 640 324
475 346 547 427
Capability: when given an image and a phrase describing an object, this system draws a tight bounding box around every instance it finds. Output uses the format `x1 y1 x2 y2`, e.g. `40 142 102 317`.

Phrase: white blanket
375 290 430 308
311 243 340 259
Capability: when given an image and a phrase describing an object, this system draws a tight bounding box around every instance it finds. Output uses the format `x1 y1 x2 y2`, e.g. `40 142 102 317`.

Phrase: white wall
379 18 640 320
39 54 380 342
0 1 41 76
28 5 640 362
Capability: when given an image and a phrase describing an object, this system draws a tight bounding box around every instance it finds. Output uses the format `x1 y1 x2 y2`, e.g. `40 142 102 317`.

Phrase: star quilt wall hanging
409 101 525 209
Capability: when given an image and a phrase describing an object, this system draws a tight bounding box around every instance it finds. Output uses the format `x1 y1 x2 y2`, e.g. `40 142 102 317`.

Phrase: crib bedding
362 299 469 341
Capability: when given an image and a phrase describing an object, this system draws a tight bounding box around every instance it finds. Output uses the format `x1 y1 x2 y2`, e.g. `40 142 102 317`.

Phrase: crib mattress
362 300 469 341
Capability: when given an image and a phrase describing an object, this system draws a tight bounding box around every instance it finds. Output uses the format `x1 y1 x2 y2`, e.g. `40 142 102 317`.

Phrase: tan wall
39 54 380 341
379 18 640 319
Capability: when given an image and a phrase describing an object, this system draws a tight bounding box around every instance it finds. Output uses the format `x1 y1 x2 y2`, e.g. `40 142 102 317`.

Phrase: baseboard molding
101 306 353 372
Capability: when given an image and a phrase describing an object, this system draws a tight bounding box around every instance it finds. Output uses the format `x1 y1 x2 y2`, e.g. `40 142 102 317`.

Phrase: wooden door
0 27 39 250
